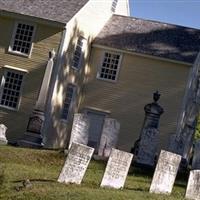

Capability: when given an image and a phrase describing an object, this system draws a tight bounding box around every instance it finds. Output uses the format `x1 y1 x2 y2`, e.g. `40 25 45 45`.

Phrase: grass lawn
0 145 187 200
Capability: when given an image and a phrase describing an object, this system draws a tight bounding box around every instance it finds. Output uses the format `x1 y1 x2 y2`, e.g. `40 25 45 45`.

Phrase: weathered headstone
150 150 181 194
98 118 120 157
69 113 90 148
134 91 164 167
185 170 200 200
58 142 94 184
169 53 200 160
136 127 159 166
192 140 200 170
100 148 133 189
0 124 7 145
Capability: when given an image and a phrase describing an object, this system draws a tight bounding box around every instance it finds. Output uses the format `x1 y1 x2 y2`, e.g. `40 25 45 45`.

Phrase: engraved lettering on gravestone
27 116 43 134
58 142 94 184
0 124 7 144
134 91 164 166
185 170 200 200
192 140 200 170
98 118 120 157
69 114 90 148
150 150 181 194
100 148 133 189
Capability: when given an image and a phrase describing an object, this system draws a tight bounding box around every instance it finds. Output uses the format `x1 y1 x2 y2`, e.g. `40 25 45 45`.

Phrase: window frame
0 65 27 111
8 21 36 58
71 36 87 70
60 84 77 122
97 51 122 83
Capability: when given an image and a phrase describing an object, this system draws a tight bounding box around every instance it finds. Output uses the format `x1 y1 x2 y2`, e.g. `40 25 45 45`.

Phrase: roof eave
0 9 66 28
92 43 193 66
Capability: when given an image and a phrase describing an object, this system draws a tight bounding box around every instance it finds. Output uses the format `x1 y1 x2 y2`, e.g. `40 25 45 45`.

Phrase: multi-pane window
111 0 118 12
61 84 76 121
10 22 35 56
72 36 86 70
0 68 25 109
98 52 121 81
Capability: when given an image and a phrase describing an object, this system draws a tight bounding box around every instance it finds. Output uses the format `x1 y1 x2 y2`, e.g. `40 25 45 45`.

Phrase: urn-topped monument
133 91 164 167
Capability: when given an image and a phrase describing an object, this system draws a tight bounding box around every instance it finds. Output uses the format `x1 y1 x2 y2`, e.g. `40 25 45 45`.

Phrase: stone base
17 132 43 149
0 139 7 145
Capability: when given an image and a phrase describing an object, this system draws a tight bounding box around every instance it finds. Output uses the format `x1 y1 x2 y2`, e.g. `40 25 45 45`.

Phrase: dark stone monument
133 91 164 167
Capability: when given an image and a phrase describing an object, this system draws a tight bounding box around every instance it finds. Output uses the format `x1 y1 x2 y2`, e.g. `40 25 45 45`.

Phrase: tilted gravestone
98 118 120 157
185 170 200 200
69 113 90 148
100 148 133 189
0 124 7 145
58 142 94 184
192 140 200 170
150 150 181 194
169 53 200 160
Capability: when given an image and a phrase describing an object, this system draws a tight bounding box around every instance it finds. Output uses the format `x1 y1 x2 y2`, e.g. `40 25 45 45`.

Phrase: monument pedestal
18 110 44 148
133 91 164 167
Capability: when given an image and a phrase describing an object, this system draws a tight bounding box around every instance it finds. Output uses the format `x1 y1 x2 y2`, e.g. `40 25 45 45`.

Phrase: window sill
8 49 31 58
0 105 19 112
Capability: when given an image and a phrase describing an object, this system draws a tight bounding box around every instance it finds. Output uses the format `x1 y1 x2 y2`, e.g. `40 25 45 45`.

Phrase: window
0 67 26 110
111 0 118 12
72 36 86 70
9 22 35 56
97 52 121 81
61 84 76 121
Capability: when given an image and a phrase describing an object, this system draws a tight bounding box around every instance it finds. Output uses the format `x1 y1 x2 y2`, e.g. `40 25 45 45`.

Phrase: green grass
0 145 187 200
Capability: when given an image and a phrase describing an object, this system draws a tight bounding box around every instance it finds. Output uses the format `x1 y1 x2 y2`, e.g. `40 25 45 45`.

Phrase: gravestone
134 91 164 167
169 53 200 160
150 150 181 194
192 140 200 170
0 124 7 145
185 170 200 200
98 118 120 157
58 142 94 184
100 148 133 189
69 113 90 148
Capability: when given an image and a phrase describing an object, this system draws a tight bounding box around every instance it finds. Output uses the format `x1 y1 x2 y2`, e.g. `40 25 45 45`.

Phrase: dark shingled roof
0 0 89 24
94 15 200 64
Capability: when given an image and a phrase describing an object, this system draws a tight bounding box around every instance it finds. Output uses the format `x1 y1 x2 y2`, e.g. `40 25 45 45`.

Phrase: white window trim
8 21 36 58
71 36 87 71
97 51 123 83
60 84 77 123
0 65 27 111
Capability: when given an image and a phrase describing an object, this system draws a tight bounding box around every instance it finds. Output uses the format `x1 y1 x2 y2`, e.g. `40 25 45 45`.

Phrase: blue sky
130 0 200 29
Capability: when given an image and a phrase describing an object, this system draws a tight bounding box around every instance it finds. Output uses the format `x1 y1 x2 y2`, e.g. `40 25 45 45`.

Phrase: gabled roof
94 15 200 64
0 0 89 24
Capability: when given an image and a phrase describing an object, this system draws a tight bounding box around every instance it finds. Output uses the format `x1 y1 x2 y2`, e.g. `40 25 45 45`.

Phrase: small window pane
72 37 86 70
61 85 76 121
0 69 24 109
98 52 121 81
11 22 34 55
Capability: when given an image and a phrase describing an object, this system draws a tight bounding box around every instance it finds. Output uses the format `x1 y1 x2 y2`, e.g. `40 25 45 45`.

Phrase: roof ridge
112 14 200 31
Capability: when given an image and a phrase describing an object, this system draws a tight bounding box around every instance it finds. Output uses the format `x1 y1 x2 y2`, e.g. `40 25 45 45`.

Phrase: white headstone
136 127 159 166
100 148 133 189
192 141 200 170
58 142 94 184
0 124 7 145
69 114 90 148
150 150 181 194
98 118 120 157
185 170 200 200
